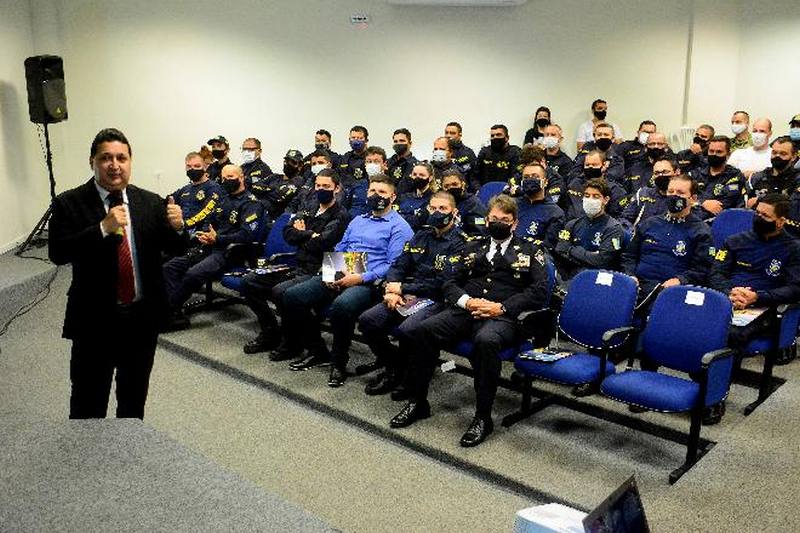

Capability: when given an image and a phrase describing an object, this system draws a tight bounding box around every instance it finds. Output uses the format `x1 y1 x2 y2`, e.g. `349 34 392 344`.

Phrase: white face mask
542 136 559 150
365 162 382 177
751 132 768 148
311 163 327 176
638 132 650 145
582 197 603 218
241 150 257 164
431 149 448 163
731 123 747 135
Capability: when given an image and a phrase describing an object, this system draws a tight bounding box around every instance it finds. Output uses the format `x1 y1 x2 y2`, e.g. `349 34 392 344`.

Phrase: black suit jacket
49 179 184 339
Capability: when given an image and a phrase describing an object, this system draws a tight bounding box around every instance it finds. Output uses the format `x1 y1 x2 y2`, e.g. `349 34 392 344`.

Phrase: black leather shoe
460 416 494 447
702 401 726 425
269 343 298 362
776 347 797 366
390 383 412 402
328 366 347 387
389 401 431 428
243 331 280 354
289 353 330 371
354 360 383 376
365 371 398 396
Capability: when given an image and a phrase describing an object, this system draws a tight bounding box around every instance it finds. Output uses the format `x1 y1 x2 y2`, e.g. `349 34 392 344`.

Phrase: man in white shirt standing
576 99 623 151
728 118 773 179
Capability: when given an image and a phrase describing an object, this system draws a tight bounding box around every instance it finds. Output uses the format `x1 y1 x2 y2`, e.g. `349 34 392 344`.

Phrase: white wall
0 0 52 252
2 0 799 251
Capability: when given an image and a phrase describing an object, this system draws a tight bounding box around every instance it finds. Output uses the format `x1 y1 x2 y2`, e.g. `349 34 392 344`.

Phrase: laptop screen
582 475 650 533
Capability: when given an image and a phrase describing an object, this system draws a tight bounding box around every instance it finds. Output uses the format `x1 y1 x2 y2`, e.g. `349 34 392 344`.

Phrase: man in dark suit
389 194 549 447
49 128 185 419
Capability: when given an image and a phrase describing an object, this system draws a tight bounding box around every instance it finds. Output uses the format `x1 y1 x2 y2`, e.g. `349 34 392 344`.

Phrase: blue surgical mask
790 127 800 141
350 139 366 152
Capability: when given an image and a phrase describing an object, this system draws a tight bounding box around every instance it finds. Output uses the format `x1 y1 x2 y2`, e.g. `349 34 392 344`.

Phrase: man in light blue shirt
279 175 414 387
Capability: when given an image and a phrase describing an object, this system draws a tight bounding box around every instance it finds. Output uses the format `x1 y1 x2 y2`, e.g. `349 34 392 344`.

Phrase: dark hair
310 149 332 162
446 121 463 134
90 128 131 159
584 177 610 197
594 122 614 134
759 193 790 218
491 124 509 137
393 128 411 141
708 135 732 153
316 129 332 139
520 144 546 165
368 173 396 190
638 120 656 130
733 110 750 120
431 190 457 208
585 149 607 164
487 194 518 220
350 125 369 139
669 174 698 195
654 155 678 171
365 146 387 161
591 99 607 109
243 137 261 149
698 124 715 136
771 135 796 153
440 168 465 183
315 168 340 186
535 106 551 118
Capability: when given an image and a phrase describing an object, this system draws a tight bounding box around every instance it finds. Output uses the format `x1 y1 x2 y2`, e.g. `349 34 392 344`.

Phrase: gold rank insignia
245 213 258 223
512 253 531 268
715 249 728 261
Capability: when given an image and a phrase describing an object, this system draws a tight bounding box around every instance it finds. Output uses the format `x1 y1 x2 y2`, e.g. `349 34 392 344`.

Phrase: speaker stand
16 122 57 256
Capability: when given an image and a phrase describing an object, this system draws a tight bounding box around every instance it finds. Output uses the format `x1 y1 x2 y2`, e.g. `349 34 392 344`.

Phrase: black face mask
488 221 513 240
427 211 453 229
211 149 227 160
647 147 665 161
707 154 727 168
490 138 506 152
448 138 463 150
753 215 777 237
283 163 300 178
393 143 408 156
771 156 791 172
445 187 464 202
521 178 543 196
535 118 550 128
186 169 205 182
316 188 334 205
595 138 613 151
315 142 330 151
667 194 687 214
593 110 607 120
654 174 671 192
367 193 390 212
584 167 603 180
413 178 429 191
222 179 240 194
693 136 707 148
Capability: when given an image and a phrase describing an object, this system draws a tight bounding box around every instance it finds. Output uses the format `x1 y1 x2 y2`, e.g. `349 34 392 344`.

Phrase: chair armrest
225 241 260 267
517 307 551 324
517 307 555 347
601 326 638 346
701 348 736 367
777 303 800 314
267 252 297 263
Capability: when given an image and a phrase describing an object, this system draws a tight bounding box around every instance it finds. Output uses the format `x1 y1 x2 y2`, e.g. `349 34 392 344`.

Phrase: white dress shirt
456 235 513 309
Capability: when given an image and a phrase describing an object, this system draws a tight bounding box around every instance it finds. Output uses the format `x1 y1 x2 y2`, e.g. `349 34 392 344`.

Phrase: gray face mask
582 197 603 218
431 149 448 163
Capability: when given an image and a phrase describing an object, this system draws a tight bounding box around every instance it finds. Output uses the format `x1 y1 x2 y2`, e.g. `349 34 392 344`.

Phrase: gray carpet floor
2 258 799 532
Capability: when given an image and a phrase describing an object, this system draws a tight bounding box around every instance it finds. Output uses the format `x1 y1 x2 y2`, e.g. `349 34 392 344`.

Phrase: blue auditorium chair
711 208 754 249
599 285 734 483
477 181 507 206
502 269 638 427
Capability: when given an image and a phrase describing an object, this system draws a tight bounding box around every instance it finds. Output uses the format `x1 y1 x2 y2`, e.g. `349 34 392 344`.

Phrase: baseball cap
790 114 800 125
284 149 303 163
207 135 229 146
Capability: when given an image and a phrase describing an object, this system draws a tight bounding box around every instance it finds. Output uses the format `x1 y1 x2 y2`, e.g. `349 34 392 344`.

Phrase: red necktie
109 192 136 304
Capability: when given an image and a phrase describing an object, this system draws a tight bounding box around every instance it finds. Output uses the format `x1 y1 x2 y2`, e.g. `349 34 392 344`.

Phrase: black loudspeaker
24 55 68 124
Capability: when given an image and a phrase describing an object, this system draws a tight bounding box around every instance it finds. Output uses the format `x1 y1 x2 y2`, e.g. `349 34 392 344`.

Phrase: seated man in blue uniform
240 169 350 356
280 174 414 387
711 192 800 363
440 168 487 237
170 151 223 239
562 150 628 220
251 149 304 219
621 131 673 194
444 121 477 184
554 178 625 282
515 162 565 251
569 122 626 186
163 164 264 328
390 194 548 448
541 124 575 178
240 137 273 191
620 156 680 229
622 174 714 302
676 124 714 174
344 146 388 218
288 150 335 213
690 135 745 220
387 128 419 194
357 191 466 397
745 136 799 208
397 161 436 231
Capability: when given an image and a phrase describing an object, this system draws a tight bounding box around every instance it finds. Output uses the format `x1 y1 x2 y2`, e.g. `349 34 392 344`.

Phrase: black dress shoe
243 331 280 355
460 416 494 447
776 348 797 366
702 401 726 425
390 383 412 402
289 353 330 371
389 401 431 428
269 344 298 362
365 371 398 396
328 366 347 387
354 360 383 376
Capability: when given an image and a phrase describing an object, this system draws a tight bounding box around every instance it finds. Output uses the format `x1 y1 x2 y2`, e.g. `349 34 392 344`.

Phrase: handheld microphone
108 191 125 236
